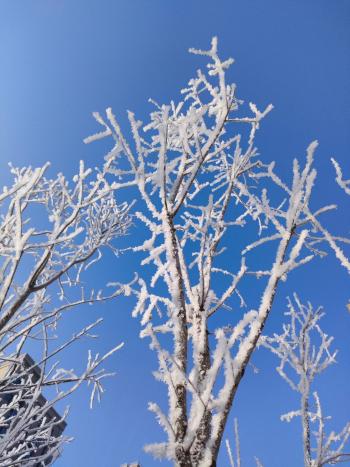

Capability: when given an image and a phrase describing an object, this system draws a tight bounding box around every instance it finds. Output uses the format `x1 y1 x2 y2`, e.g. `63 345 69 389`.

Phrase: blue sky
0 1 349 466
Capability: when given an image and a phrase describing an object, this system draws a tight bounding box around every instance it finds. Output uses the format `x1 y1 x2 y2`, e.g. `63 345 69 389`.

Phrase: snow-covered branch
225 418 263 467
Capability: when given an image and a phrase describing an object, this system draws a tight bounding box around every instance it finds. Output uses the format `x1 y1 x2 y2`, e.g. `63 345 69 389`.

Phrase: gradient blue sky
0 1 350 466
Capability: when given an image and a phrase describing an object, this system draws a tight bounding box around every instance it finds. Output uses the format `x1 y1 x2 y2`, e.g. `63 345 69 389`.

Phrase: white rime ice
0 158 131 465
85 38 346 466
225 418 264 467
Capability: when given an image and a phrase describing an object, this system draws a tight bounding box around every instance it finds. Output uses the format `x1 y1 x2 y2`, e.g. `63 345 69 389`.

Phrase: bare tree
0 157 131 465
261 295 350 466
86 38 344 466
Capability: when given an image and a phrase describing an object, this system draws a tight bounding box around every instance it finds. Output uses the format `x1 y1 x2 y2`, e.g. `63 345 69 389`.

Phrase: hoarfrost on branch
86 38 346 466
0 156 131 465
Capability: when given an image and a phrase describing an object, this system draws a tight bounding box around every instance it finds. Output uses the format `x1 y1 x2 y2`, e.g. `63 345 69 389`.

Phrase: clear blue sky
0 1 349 466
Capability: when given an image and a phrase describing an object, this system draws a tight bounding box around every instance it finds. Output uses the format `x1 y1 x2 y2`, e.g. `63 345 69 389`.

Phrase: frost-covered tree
86 38 344 466
261 295 350 466
0 158 131 465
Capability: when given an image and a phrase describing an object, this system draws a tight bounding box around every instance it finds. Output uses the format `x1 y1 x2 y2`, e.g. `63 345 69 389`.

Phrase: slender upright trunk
301 392 311 467
165 215 189 465
190 321 211 465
